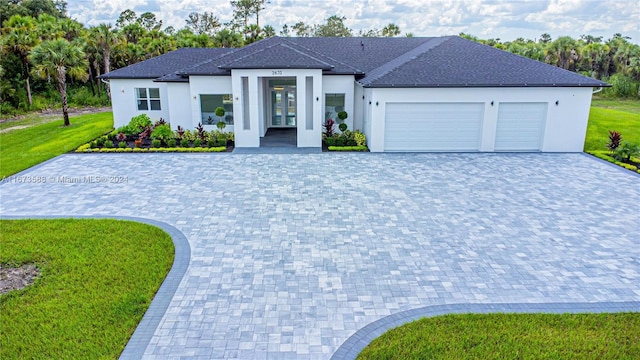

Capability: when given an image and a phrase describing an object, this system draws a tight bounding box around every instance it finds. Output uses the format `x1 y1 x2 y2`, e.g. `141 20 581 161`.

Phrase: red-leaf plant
607 130 622 153
116 132 127 142
196 122 206 141
323 118 335 138
176 125 185 141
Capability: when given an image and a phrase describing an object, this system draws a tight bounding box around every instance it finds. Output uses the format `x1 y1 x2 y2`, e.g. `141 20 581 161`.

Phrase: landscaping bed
75 114 234 153
322 117 369 151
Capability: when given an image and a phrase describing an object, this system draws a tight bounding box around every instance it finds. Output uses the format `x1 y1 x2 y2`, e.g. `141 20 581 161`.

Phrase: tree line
460 32 640 97
1 0 638 119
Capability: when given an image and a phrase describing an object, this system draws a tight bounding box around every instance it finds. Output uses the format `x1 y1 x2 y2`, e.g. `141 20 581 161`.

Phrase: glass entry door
271 87 296 127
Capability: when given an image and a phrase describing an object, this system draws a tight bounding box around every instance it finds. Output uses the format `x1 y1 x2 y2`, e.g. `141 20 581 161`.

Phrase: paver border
580 152 640 178
0 215 190 360
331 301 640 359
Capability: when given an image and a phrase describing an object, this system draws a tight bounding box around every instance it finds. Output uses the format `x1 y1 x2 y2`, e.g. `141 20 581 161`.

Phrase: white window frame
136 87 161 111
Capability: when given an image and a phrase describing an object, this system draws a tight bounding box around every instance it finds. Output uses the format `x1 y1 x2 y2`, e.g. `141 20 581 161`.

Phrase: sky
67 0 640 44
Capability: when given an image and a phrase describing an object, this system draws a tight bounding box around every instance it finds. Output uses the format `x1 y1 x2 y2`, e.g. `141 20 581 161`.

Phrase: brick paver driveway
1 153 639 359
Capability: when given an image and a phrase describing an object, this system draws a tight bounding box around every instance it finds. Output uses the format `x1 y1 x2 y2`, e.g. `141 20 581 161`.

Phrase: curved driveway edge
0 215 191 360
331 300 640 359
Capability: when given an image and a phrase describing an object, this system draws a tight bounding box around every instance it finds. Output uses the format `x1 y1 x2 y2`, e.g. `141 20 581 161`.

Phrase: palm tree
2 14 38 106
93 24 120 99
29 39 88 126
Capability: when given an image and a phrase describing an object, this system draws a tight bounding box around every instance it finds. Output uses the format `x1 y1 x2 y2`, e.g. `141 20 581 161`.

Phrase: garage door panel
385 103 483 151
495 102 546 151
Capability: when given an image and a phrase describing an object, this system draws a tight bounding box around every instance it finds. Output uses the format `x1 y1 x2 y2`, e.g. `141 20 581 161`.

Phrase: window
136 88 161 111
200 94 234 125
325 93 345 122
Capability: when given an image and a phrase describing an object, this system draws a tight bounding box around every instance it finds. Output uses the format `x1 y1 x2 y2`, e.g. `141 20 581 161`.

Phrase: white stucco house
101 36 607 152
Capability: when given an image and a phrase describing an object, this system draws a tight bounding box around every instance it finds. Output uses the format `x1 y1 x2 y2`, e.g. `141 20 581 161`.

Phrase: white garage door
384 102 484 151
495 102 547 151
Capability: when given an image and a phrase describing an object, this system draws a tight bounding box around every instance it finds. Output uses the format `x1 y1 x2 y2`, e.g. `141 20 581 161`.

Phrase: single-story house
101 36 607 152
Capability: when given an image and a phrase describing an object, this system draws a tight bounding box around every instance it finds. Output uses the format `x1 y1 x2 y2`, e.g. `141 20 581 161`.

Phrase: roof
99 48 234 80
101 36 608 88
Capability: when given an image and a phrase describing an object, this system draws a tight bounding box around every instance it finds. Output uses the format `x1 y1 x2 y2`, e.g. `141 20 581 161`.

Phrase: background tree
2 14 38 106
137 12 162 32
291 21 312 37
185 11 221 36
115 9 136 28
29 38 88 125
93 23 119 99
382 23 400 37
213 29 243 48
314 15 352 37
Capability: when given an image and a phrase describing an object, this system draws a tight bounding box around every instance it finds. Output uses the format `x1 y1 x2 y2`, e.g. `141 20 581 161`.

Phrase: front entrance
269 80 296 128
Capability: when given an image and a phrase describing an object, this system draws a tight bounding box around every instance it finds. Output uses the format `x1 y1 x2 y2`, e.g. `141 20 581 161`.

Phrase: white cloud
67 0 640 43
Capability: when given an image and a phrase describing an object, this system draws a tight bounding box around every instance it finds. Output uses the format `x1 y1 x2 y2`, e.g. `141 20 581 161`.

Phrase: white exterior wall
353 83 365 131
109 79 169 128
188 76 234 132
231 69 323 148
366 87 593 152
362 88 374 148
322 76 356 131
166 83 191 130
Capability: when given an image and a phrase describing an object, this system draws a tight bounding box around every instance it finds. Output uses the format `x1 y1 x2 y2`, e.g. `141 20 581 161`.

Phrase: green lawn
585 99 640 151
0 112 113 178
0 219 174 359
591 96 640 113
358 312 640 359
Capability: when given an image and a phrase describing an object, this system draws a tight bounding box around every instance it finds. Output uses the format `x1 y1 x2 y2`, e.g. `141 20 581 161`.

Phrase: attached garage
384 102 484 151
495 102 547 151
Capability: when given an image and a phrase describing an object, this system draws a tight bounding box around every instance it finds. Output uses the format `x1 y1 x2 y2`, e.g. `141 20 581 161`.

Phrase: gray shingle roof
358 36 608 88
101 36 608 88
99 48 233 79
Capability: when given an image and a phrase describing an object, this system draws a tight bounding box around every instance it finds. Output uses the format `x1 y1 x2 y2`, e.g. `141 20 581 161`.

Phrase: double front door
270 86 296 127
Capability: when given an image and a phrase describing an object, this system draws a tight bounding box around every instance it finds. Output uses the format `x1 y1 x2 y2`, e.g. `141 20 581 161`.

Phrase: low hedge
75 146 227 153
587 150 640 174
328 145 369 152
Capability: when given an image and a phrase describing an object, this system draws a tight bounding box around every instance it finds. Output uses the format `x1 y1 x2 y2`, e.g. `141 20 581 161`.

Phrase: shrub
95 137 106 147
354 130 366 146
180 139 190 147
104 140 114 148
107 130 118 141
613 142 640 162
128 114 152 134
115 125 134 136
151 124 173 143
601 74 639 98
217 121 226 130
118 141 127 148
215 106 225 117
167 139 177 147
89 141 98 149
607 130 622 153
194 139 202 147
151 139 161 148
337 110 348 123
323 119 335 137
336 136 346 146
182 130 196 142
325 136 337 146
339 123 348 132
